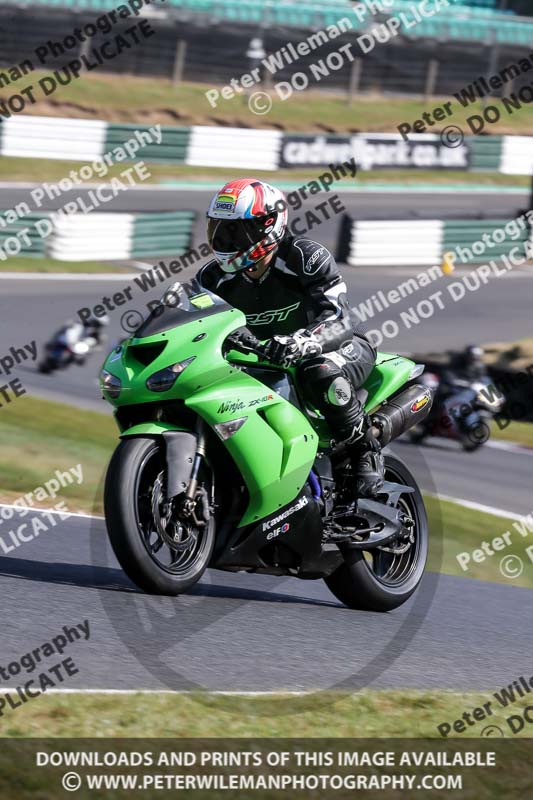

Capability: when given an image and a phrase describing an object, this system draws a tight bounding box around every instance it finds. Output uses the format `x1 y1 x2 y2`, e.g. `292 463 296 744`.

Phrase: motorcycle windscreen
134 290 231 338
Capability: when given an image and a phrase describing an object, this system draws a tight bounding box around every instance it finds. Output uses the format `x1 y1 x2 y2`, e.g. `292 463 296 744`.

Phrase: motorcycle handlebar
226 330 269 360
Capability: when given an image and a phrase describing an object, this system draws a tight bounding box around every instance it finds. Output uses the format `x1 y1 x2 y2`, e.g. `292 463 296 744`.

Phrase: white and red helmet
206 178 288 273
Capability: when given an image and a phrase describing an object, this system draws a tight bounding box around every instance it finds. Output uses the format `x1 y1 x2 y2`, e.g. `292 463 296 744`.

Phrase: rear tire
38 359 53 374
325 453 428 612
460 434 480 452
104 437 215 595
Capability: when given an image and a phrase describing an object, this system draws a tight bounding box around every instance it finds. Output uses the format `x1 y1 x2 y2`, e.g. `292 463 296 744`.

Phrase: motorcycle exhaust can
372 384 434 446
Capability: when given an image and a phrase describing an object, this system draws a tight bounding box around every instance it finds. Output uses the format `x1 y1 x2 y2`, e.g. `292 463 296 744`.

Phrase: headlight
100 369 122 399
146 357 195 393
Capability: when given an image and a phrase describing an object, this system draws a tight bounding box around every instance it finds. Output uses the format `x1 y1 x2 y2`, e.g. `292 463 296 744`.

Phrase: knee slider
327 376 352 407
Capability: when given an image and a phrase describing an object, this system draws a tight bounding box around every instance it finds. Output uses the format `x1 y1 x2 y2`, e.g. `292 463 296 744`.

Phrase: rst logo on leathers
303 246 327 276
246 302 300 326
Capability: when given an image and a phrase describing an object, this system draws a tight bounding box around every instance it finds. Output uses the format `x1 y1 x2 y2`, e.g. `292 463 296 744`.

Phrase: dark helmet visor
207 214 276 253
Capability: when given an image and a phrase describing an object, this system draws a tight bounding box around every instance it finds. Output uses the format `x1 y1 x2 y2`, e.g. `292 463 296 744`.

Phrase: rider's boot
343 416 385 498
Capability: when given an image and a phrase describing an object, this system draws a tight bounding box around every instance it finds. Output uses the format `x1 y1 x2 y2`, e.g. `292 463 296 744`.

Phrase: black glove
263 332 322 367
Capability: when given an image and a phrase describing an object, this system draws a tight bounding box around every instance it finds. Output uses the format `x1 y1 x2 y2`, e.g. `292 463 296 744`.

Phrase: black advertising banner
280 133 471 170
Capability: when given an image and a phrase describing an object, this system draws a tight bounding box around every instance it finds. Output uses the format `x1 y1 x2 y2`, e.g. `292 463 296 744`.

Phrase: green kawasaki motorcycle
101 282 433 611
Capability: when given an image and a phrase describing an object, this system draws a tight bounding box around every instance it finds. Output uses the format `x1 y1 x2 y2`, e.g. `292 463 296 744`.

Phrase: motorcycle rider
429 345 488 433
196 178 384 497
446 345 487 383
81 313 109 347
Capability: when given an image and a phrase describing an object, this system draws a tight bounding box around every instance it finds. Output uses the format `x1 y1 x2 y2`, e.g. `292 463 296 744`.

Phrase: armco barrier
0 210 195 262
336 216 530 267
187 126 282 171
0 117 108 161
0 116 530 175
0 213 49 258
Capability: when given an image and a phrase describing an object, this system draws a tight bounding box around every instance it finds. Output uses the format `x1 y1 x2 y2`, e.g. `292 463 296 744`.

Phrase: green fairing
363 353 417 411
102 303 416 527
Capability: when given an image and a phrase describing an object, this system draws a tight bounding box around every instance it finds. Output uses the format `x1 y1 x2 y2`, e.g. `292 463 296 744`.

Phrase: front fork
181 417 210 526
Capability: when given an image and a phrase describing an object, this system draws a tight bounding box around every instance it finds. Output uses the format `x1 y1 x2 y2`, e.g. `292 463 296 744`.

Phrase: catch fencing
1 6 532 98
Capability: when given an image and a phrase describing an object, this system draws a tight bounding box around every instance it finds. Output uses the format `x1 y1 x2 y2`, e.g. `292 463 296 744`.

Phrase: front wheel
104 437 215 595
325 453 428 612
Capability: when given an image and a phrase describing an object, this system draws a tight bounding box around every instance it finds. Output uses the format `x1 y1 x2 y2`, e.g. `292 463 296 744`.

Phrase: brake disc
151 471 197 552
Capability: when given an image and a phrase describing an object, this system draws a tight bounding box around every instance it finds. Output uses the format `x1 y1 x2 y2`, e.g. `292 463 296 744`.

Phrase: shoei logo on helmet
215 192 237 211
411 391 431 413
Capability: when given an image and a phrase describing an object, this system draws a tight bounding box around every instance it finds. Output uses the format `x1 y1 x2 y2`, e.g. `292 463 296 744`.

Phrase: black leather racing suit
197 234 377 445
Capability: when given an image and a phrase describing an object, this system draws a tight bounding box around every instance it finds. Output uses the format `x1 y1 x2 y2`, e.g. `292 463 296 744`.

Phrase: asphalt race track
0 184 528 256
1 509 531 692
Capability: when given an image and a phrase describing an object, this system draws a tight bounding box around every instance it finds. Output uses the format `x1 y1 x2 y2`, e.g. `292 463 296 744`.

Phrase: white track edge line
0 503 103 521
425 492 525 521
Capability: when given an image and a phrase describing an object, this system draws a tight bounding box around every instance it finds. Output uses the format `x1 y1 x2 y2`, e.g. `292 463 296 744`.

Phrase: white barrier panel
52 214 134 234
187 126 282 170
46 213 133 260
2 115 107 161
500 136 533 175
347 220 443 266
48 241 133 260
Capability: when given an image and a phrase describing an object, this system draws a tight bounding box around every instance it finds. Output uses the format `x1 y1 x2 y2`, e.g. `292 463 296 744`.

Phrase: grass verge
490 420 533 448
425 494 532 589
0 155 526 187
8 72 533 136
0 257 132 273
1 689 531 737
0 395 115 515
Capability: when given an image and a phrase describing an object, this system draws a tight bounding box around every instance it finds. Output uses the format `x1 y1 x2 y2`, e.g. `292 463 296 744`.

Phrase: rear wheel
459 433 481 452
325 453 428 612
104 437 215 595
38 357 54 374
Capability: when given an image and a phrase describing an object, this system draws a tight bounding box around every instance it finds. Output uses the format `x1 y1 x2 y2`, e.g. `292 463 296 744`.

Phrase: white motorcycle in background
38 322 101 375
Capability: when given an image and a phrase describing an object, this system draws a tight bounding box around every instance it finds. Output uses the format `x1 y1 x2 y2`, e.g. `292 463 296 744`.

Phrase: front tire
325 453 428 612
104 436 215 595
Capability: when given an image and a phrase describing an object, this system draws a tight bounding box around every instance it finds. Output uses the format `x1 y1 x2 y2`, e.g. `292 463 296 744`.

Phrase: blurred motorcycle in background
409 372 504 452
38 315 108 375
